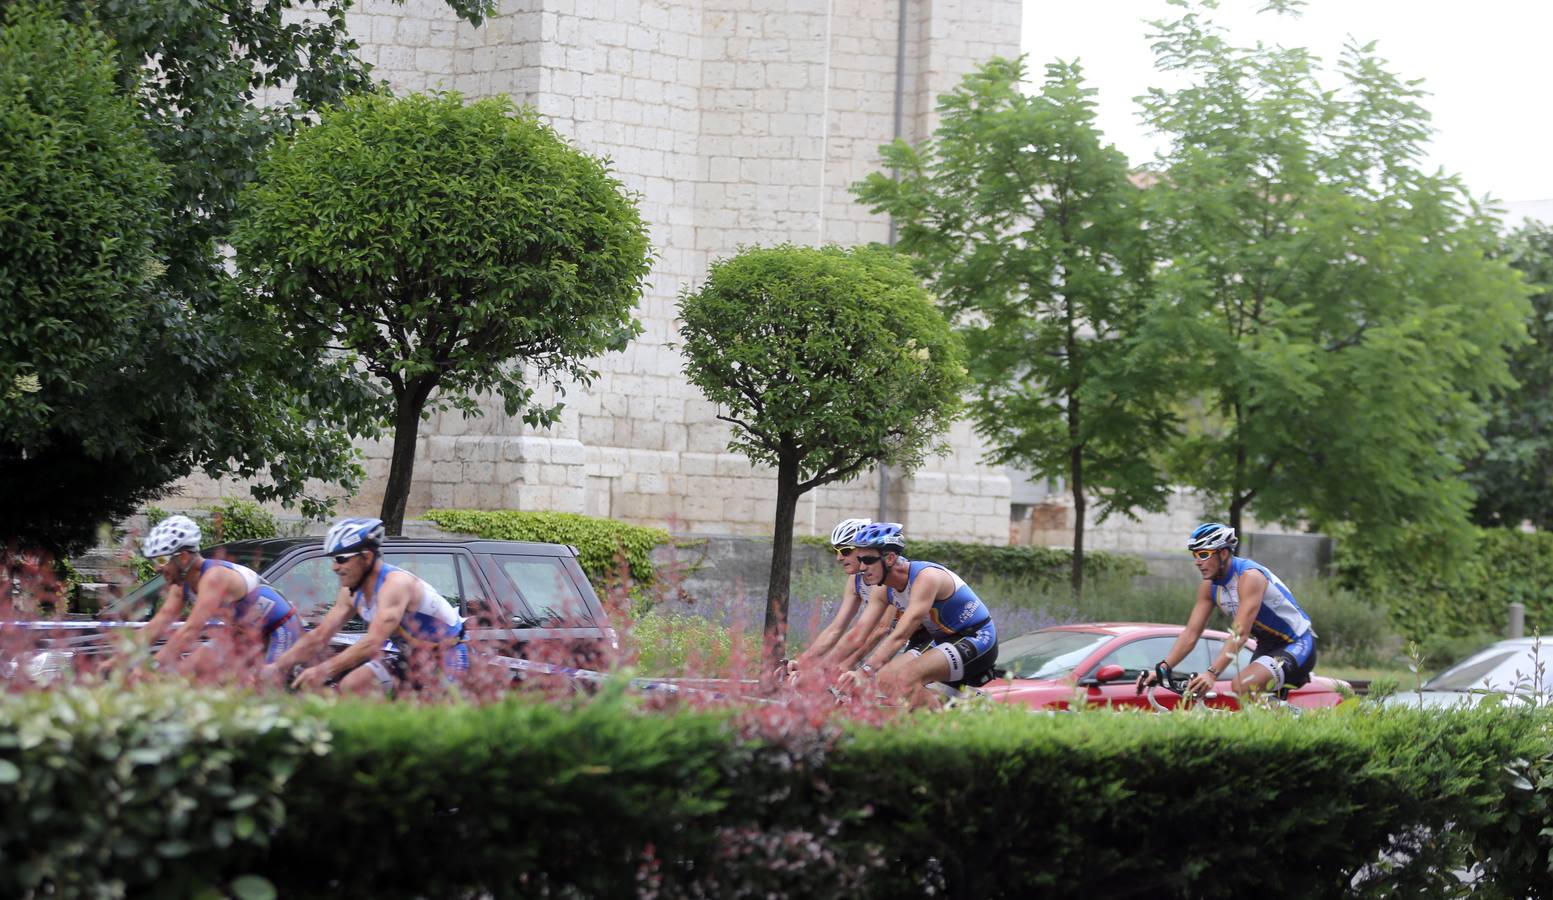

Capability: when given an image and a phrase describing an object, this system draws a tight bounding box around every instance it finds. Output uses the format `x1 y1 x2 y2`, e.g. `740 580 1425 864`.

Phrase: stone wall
171 0 1022 544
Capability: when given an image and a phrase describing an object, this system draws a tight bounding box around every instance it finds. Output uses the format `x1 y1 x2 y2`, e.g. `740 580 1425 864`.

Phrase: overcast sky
1020 0 1553 210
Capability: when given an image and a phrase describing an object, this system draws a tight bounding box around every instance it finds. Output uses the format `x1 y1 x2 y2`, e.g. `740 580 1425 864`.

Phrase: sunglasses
1191 549 1218 561
151 553 175 568
857 554 883 565
332 552 364 565
832 546 857 555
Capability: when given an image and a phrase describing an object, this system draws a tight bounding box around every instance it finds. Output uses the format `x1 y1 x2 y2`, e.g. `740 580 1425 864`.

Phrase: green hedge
798 534 1145 584
8 687 1553 898
425 509 669 595
0 684 326 898
1341 526 1553 640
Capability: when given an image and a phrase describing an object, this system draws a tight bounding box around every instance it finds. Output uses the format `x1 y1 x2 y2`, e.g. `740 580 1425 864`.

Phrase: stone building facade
175 0 1023 542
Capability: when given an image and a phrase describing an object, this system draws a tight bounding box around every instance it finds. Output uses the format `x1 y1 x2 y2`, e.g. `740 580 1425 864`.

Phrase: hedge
424 509 669 596
8 687 1553 898
0 683 327 898
798 534 1145 584
1341 526 1553 641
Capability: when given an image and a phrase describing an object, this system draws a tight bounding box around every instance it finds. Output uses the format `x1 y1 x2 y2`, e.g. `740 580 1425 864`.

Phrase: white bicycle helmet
324 517 385 555
1187 522 1238 553
141 514 202 558
829 517 872 549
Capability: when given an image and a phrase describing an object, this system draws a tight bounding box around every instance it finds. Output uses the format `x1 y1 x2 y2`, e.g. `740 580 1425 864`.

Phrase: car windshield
100 543 294 619
1424 645 1553 694
997 630 1114 680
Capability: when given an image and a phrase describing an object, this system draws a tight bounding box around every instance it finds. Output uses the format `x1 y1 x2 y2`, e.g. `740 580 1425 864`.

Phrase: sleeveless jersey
185 558 295 634
1210 556 1312 647
889 560 993 640
353 562 464 645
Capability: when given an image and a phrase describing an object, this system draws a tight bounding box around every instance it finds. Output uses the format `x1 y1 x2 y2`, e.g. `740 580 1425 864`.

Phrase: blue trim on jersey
895 560 997 656
1211 556 1313 645
186 558 297 634
353 562 464 645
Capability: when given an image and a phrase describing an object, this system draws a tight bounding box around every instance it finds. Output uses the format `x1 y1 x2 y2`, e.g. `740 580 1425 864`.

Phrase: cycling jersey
890 560 998 685
1210 556 1312 646
353 563 468 674
1211 555 1316 690
183 558 300 662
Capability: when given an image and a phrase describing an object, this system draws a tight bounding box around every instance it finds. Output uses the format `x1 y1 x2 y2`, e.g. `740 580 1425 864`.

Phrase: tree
1140 2 1527 555
1466 221 1553 529
855 57 1175 601
0 3 188 553
2 0 490 552
232 92 652 534
677 245 967 668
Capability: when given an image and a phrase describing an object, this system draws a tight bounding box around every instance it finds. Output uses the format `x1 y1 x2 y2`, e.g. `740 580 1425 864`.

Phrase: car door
475 552 610 663
1083 635 1179 709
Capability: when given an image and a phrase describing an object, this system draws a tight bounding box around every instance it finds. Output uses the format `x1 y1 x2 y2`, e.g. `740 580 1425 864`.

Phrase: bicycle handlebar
1145 671 1218 712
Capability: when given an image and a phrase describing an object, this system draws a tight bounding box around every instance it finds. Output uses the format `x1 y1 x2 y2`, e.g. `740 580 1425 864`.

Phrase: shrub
797 535 1144 586
0 683 327 897
1340 526 1553 641
628 609 757 676
425 509 668 596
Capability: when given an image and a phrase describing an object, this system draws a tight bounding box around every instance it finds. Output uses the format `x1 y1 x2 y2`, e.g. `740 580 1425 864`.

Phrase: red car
983 623 1349 711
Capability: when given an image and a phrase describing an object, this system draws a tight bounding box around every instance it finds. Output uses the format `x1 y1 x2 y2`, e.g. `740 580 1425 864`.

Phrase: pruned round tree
677 245 967 666
233 92 652 533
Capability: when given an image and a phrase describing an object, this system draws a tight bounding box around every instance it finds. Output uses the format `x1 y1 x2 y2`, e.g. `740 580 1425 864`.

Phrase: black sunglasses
857 554 882 565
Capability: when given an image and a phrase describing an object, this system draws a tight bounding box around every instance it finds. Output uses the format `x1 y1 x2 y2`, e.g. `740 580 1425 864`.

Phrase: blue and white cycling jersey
182 558 300 662
1211 556 1312 648
889 561 996 647
353 563 468 671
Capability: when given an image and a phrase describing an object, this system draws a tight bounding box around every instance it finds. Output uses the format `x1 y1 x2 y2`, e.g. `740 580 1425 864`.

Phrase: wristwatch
859 662 876 675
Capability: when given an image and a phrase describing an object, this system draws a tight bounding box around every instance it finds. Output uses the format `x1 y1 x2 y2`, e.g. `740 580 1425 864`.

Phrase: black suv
6 537 617 679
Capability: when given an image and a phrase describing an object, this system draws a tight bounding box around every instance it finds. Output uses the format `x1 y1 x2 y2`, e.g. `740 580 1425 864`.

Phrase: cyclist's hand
836 669 868 693
1186 672 1216 696
291 664 330 692
1135 668 1160 695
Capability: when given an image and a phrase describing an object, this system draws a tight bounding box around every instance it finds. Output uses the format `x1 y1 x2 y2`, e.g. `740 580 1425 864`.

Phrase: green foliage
1467 221 1553 529
677 244 966 649
1341 526 1553 642
1140 3 1528 562
627 609 756 676
0 3 185 553
856 56 1175 598
678 245 966 488
424 508 668 595
795 534 1143 585
234 92 652 533
0 683 327 897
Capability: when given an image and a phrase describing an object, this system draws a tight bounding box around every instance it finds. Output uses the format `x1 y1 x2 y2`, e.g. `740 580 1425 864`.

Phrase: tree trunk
1070 446 1085 605
379 382 435 536
763 454 802 678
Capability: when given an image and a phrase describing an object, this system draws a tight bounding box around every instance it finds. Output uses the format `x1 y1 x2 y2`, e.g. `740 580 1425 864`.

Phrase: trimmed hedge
7 686 1553 897
798 534 1145 584
268 699 1550 898
1341 526 1553 640
424 509 669 594
0 684 326 898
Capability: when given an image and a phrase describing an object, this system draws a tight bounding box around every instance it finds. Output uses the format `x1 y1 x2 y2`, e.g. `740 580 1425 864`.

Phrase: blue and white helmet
141 514 202 558
854 522 906 553
1187 522 1238 553
829 517 872 549
325 517 385 555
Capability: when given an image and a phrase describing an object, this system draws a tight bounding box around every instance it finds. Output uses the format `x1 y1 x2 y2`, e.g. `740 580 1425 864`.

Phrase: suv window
270 551 478 628
494 556 594 626
270 556 342 625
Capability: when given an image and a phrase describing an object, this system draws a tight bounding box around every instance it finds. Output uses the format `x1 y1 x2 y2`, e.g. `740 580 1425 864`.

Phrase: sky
1020 0 1553 215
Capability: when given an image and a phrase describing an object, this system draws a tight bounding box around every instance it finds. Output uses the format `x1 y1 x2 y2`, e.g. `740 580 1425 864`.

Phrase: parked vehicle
3 537 617 680
1380 637 1553 709
983 623 1349 712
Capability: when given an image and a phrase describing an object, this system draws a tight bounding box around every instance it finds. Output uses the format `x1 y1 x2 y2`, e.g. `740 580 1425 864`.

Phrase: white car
1381 638 1553 709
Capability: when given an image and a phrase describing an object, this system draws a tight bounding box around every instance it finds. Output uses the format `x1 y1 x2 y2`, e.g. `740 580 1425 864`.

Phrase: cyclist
266 517 467 695
836 523 998 706
781 517 878 684
1136 522 1316 700
137 514 301 671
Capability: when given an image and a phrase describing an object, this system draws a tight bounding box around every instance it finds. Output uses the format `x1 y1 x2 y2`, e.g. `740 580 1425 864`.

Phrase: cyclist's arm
270 588 354 673
836 598 896 669
822 586 889 669
1209 570 1267 674
153 567 240 667
858 570 943 673
796 576 862 667
312 572 414 682
136 582 186 649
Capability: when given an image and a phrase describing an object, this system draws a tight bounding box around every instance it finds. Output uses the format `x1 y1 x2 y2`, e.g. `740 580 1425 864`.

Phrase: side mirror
1092 664 1126 684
